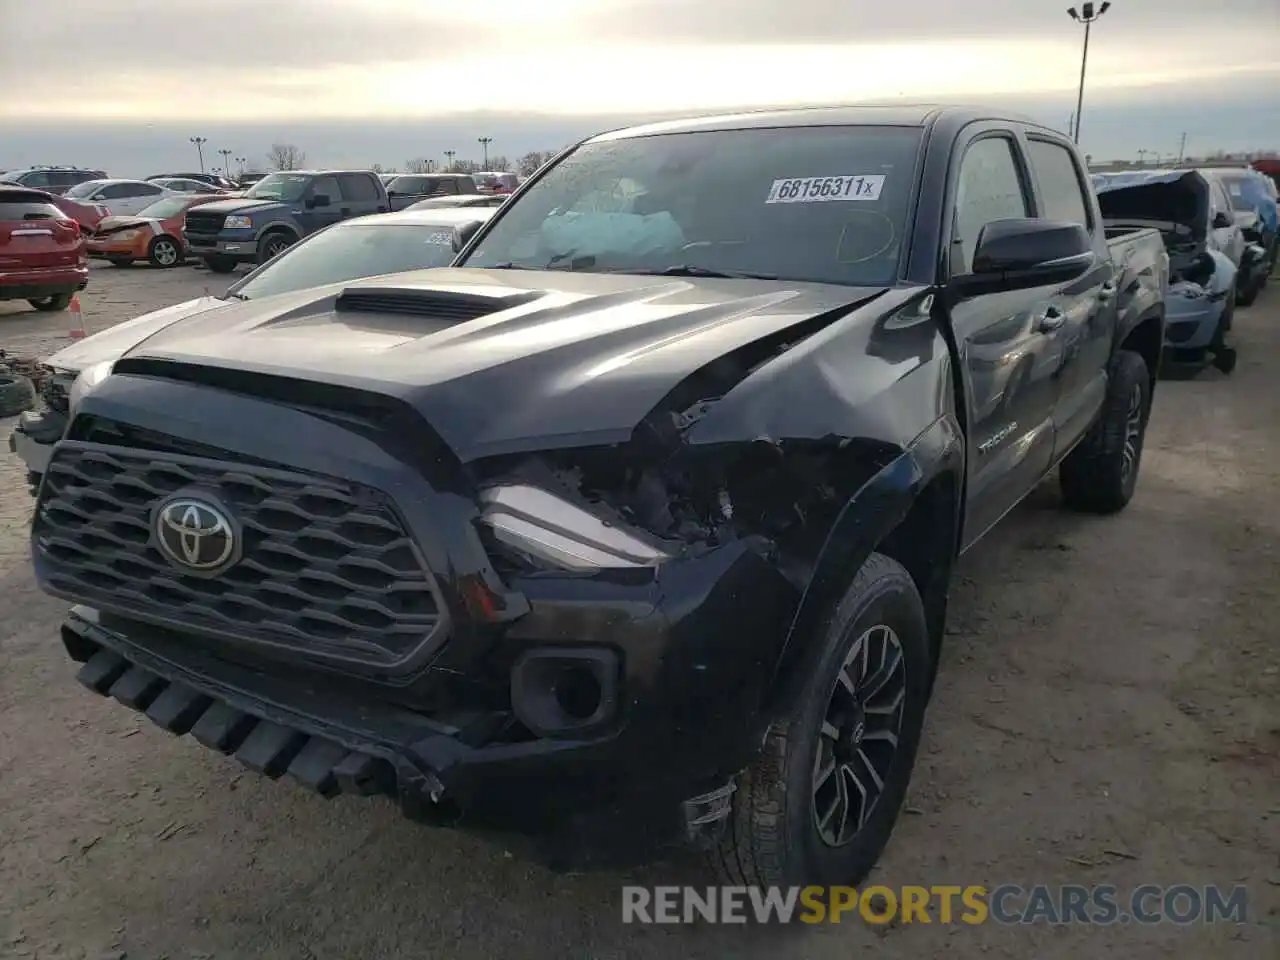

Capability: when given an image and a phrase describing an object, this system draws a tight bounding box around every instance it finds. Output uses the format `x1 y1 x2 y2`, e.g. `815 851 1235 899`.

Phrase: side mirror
308 193 331 209
1212 211 1233 229
953 218 1094 296
453 222 482 250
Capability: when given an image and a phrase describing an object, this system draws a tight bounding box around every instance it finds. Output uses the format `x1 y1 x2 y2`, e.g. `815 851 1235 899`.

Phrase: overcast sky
1 0 1277 175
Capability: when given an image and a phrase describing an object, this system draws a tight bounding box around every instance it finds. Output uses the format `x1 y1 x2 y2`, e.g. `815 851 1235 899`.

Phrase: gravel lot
1 263 1277 959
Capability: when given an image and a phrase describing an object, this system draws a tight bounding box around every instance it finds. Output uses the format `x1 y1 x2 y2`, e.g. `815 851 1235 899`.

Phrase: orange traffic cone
68 293 87 339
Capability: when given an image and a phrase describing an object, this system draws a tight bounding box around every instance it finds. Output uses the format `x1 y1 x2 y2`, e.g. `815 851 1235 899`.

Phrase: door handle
1035 306 1066 332
1097 281 1117 301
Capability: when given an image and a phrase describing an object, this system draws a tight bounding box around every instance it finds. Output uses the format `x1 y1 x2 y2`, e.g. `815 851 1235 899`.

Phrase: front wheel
1059 349 1151 514
709 552 932 886
148 236 182 268
257 231 295 264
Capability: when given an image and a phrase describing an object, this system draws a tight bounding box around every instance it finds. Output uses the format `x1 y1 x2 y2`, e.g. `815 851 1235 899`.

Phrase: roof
72 178 155 188
589 103 1044 141
256 169 382 177
342 207 497 228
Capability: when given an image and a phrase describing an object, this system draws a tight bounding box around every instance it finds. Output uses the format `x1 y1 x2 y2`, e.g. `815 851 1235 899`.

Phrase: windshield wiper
625 265 780 281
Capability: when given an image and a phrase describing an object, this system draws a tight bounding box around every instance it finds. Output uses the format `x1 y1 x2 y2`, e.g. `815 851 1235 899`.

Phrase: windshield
461 126 922 286
63 181 102 199
244 173 311 202
230 222 461 300
138 197 195 219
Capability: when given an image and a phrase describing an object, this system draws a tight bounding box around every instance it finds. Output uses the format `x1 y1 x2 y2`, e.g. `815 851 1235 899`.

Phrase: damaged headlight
477 484 670 571
67 360 114 415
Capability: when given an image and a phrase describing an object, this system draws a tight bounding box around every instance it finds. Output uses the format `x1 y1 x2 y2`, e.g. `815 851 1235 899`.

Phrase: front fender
763 413 964 717
253 219 301 241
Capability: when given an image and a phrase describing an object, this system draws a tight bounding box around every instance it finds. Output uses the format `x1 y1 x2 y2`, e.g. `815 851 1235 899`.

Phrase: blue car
1093 169 1239 374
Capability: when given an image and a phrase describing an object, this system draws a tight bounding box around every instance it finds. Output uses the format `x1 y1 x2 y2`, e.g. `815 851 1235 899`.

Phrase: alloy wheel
1121 382 1143 483
812 624 907 847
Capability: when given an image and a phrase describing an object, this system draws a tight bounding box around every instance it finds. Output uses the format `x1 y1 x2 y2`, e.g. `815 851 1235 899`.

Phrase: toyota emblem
153 495 239 574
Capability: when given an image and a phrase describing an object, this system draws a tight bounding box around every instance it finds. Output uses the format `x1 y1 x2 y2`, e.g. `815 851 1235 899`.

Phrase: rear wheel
1059 349 1151 514
27 293 72 312
203 255 236 274
709 552 931 886
148 236 182 268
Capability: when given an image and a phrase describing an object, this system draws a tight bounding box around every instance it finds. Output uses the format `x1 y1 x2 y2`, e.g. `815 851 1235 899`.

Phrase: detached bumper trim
71 635 398 801
10 427 54 477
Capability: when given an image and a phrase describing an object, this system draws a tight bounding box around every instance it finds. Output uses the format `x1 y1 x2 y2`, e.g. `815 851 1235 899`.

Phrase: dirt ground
1 263 1277 959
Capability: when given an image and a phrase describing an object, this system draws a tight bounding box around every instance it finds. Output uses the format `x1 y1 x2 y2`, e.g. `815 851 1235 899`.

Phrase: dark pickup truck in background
184 170 389 272
385 173 481 212
35 105 1167 883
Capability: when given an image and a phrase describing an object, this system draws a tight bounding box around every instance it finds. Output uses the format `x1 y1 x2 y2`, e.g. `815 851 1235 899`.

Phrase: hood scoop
334 285 543 322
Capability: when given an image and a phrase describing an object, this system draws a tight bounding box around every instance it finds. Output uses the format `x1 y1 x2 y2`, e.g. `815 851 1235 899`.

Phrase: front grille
34 444 444 669
184 211 226 235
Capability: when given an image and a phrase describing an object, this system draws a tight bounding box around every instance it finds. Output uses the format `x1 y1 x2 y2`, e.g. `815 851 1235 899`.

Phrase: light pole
1137 148 1148 165
190 136 208 173
218 149 233 178
477 136 492 169
1066 2 1111 145
235 156 247 177
444 150 456 171
1177 132 1188 165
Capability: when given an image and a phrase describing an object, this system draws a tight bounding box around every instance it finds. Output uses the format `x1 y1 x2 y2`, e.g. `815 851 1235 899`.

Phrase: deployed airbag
539 212 686 261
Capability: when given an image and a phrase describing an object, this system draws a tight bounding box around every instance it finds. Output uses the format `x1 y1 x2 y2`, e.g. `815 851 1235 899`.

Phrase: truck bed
1105 226 1169 312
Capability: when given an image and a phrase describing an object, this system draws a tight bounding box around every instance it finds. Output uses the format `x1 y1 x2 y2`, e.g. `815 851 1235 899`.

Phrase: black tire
27 293 72 312
203 256 236 274
1236 277 1260 307
0 374 37 417
257 231 296 265
147 235 182 268
709 552 932 887
108 257 134 268
1059 349 1151 514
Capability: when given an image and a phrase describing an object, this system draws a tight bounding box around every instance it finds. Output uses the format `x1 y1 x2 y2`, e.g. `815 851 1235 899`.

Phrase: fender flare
253 221 301 243
763 414 965 715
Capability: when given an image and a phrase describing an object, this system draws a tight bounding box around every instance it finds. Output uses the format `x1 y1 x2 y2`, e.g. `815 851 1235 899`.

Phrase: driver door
299 175 344 232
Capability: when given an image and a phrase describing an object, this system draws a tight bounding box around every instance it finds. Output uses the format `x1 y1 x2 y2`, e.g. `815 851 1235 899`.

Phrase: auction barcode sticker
766 175 886 204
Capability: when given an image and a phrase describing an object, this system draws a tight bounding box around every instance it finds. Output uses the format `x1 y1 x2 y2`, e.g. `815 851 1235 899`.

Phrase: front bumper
1163 289 1228 351
59 548 782 865
186 237 258 260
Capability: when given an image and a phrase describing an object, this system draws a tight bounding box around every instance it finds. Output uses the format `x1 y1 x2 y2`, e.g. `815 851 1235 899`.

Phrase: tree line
257 144 561 177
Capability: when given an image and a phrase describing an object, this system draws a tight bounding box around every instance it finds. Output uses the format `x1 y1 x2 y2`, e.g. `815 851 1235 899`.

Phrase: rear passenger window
310 176 343 202
1026 139 1091 228
20 171 51 188
953 137 1029 274
134 182 163 196
339 174 380 201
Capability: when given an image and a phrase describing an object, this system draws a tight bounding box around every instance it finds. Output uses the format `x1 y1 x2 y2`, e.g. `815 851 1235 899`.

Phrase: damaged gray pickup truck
34 106 1168 883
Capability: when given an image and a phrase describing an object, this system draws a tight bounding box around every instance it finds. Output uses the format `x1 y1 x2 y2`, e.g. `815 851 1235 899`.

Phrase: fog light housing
511 646 620 738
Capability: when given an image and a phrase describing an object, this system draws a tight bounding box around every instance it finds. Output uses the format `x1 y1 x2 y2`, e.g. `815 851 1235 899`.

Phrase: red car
0 186 89 312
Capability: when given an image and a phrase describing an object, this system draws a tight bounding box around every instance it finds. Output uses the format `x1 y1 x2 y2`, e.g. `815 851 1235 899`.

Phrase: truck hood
185 197 284 216
45 296 226 372
118 268 896 461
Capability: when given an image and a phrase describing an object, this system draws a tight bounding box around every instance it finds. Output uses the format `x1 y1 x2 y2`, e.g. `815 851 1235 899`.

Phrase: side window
338 174 379 202
134 182 163 196
100 183 132 199
309 175 343 202
1026 139 1091 228
21 171 51 187
952 137 1030 273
